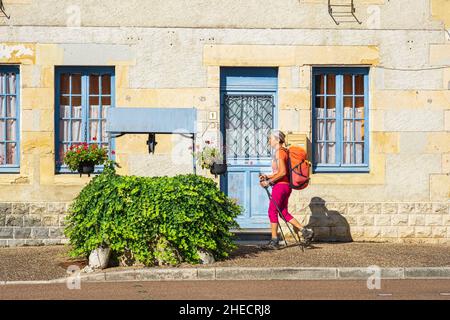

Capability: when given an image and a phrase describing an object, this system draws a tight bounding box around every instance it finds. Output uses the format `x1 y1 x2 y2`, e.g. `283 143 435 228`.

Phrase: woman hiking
259 130 314 249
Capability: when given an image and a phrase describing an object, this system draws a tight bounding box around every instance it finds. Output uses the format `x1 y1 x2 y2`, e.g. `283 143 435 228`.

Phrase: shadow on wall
305 197 353 242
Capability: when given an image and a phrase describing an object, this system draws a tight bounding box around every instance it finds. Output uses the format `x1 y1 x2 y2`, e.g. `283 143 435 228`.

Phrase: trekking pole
263 185 304 251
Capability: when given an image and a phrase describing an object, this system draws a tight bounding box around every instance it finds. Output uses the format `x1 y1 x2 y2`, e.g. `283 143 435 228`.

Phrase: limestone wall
0 0 448 245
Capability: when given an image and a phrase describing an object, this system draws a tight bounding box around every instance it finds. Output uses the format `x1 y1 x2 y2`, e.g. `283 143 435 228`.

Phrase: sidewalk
1 242 450 282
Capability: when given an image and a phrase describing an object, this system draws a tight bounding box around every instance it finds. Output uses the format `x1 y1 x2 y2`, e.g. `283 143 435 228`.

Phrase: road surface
1 280 450 300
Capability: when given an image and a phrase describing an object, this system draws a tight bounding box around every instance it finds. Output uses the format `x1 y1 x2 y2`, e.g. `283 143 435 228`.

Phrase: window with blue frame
312 67 369 172
0 66 20 172
55 67 115 172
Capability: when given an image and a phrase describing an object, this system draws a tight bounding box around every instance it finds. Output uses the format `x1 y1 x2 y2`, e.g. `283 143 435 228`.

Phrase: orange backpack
287 146 311 190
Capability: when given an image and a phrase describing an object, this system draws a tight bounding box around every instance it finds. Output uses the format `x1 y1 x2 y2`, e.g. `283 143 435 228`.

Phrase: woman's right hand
259 174 268 182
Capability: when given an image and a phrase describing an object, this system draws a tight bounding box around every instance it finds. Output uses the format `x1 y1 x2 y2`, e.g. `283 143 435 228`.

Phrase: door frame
219 67 279 228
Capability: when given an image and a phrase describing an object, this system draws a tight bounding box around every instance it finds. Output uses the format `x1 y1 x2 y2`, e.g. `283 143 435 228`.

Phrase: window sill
313 166 370 174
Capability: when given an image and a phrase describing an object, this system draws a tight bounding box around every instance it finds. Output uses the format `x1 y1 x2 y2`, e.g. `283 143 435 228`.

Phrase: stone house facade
0 0 449 246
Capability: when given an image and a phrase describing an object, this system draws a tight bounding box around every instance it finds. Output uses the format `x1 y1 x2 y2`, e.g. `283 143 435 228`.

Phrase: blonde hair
271 130 286 144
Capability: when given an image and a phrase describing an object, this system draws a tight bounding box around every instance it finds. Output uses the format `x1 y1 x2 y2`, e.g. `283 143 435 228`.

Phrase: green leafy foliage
64 162 242 266
63 140 108 171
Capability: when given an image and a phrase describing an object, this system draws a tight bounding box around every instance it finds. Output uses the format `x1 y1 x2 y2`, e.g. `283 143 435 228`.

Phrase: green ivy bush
64 162 242 266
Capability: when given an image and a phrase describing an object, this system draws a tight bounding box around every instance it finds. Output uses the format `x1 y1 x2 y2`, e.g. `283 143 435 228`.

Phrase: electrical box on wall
285 133 312 162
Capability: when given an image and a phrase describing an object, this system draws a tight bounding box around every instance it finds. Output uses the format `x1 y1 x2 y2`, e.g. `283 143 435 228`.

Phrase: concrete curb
2 267 450 285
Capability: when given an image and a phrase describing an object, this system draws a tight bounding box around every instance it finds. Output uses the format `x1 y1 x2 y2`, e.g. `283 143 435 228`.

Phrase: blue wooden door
220 68 278 229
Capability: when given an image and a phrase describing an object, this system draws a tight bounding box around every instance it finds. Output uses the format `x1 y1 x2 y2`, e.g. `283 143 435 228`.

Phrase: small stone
197 249 215 264
81 265 95 273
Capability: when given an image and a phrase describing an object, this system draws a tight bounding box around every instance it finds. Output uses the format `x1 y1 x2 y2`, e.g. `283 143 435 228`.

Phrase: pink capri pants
268 183 294 224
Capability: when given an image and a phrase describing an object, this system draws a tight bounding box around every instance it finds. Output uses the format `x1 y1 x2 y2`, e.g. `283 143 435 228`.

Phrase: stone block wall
283 201 450 244
1 200 448 246
0 202 68 247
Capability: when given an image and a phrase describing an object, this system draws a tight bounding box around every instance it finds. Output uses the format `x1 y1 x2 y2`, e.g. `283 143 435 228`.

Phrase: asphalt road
1 280 450 300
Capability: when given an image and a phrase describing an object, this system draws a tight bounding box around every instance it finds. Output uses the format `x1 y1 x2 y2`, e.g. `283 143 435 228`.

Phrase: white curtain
59 103 82 160
101 105 109 142
315 107 335 164
343 107 364 164
316 106 364 165
343 107 353 164
90 105 99 140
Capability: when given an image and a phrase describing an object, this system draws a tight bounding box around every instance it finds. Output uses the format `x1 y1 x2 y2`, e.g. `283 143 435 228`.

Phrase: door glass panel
224 95 274 159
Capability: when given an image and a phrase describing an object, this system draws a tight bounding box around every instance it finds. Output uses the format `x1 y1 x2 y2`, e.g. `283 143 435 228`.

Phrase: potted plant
63 138 109 177
194 142 227 176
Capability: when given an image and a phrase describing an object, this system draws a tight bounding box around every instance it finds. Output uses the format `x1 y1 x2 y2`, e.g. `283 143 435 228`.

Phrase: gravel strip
191 242 450 269
1 242 450 281
0 246 82 282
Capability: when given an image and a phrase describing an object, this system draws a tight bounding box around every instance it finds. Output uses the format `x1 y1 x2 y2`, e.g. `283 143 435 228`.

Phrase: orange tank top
271 147 290 184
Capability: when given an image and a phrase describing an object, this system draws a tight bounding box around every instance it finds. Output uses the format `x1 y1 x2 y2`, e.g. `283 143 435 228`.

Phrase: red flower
92 137 97 141
111 150 116 155
205 140 211 145
76 149 81 154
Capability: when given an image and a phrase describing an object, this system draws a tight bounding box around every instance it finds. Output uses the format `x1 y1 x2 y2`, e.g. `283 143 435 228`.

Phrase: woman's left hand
260 180 271 188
